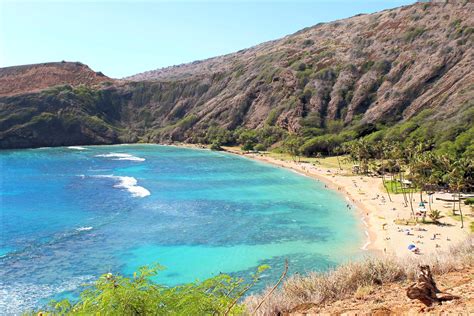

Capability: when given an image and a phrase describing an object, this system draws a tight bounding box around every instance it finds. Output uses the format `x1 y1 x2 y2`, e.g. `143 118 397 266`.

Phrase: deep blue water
0 145 363 314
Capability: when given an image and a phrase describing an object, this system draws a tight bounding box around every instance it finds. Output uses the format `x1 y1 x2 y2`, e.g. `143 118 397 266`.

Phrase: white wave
361 230 371 250
95 152 145 162
68 146 87 150
116 156 146 162
76 226 93 231
94 175 151 198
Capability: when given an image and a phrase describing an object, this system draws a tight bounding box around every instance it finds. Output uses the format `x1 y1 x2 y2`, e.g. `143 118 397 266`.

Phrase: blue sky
0 0 415 78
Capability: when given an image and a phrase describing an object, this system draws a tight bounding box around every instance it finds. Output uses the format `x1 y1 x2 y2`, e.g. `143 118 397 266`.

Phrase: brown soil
0 61 113 96
289 267 474 315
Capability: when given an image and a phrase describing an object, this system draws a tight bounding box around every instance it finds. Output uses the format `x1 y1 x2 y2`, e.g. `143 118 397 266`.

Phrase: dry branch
406 265 459 307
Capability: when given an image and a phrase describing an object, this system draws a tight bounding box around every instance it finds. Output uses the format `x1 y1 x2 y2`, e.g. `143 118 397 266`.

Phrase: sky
0 0 415 78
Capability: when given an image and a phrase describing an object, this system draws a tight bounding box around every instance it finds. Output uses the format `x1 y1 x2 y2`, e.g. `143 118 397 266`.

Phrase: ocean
0 144 363 314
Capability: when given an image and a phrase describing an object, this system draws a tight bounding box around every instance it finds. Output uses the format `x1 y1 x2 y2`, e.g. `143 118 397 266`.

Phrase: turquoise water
0 145 363 313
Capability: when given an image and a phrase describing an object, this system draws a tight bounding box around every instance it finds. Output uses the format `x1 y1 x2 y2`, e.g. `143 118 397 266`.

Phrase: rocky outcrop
0 62 113 97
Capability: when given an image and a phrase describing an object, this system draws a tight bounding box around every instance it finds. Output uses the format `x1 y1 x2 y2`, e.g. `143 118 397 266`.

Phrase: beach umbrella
408 244 416 251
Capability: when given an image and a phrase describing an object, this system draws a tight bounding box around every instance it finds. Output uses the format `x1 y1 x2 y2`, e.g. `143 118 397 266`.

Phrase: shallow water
0 144 363 314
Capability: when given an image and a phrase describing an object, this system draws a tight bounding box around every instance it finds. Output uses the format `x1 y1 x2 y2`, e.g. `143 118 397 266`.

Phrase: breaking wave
95 153 145 162
93 175 151 198
67 146 87 150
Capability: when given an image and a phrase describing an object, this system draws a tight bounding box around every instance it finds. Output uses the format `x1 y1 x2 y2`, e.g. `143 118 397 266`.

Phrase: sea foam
0 276 94 315
76 226 93 232
68 146 87 150
95 152 145 162
94 175 151 198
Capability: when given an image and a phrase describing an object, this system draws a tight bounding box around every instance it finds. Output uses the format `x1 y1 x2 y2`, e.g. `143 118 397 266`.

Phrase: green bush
33 264 268 315
300 134 345 156
210 141 222 151
241 142 255 152
254 144 266 152
205 126 235 145
301 112 322 128
403 27 426 42
30 112 56 124
265 108 281 126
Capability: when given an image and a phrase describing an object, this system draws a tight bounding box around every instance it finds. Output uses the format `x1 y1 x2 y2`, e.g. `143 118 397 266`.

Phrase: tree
254 144 266 152
283 135 304 161
409 151 436 204
374 140 393 202
346 139 372 175
241 142 255 152
390 142 414 216
445 158 472 229
237 129 258 152
210 141 223 151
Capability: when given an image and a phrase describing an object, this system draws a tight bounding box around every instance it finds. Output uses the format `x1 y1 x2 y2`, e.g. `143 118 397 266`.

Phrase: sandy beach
214 147 472 258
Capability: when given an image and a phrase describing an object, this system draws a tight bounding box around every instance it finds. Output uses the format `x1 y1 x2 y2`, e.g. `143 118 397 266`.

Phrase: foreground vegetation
31 238 472 315
33 265 269 315
245 237 473 314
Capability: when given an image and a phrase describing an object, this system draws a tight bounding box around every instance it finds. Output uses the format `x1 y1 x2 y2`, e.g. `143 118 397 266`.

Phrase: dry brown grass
244 237 473 315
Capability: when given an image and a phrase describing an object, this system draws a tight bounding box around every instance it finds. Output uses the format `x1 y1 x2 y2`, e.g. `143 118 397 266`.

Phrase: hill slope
0 62 113 97
289 267 474 315
0 1 472 149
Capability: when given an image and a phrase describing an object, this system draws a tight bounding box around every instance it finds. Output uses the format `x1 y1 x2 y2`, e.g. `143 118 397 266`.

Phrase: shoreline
215 146 471 258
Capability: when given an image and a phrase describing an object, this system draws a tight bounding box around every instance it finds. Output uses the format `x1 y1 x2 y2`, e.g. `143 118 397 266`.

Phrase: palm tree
333 146 343 171
446 158 471 229
376 140 393 202
409 151 435 205
429 209 442 224
403 141 430 220
391 142 411 210
349 139 372 175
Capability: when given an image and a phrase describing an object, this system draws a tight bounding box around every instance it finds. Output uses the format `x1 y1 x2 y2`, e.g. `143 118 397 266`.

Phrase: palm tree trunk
390 173 394 193
408 187 415 220
399 172 408 207
459 191 464 229
382 174 392 202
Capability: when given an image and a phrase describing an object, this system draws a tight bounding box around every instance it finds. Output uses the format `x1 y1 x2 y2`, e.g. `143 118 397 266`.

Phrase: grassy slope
245 238 473 315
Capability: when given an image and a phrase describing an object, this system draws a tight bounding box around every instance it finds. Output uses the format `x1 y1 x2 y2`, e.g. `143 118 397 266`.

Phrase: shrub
300 134 344 156
205 126 235 145
403 27 426 43
428 209 442 223
34 264 269 315
254 144 266 152
373 60 392 74
301 112 322 128
210 141 222 151
302 39 314 47
314 67 337 81
266 108 281 126
242 142 255 152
